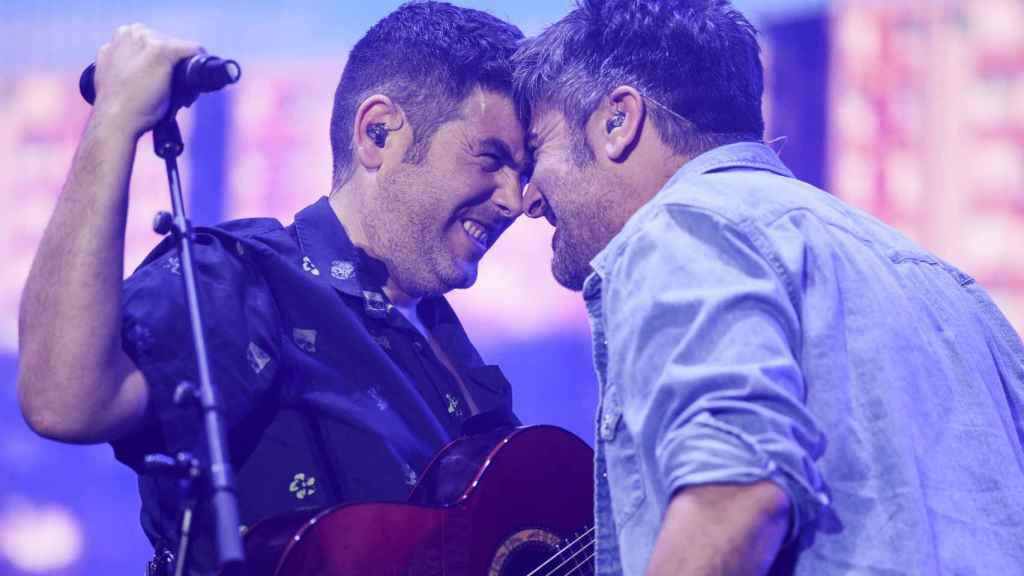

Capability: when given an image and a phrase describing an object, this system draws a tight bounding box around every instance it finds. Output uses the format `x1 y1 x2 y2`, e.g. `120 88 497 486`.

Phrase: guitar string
528 528 598 573
524 524 598 573
539 538 595 576
559 550 597 576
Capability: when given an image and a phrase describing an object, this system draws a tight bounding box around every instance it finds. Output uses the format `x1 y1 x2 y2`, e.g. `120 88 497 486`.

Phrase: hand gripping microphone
79 54 241 110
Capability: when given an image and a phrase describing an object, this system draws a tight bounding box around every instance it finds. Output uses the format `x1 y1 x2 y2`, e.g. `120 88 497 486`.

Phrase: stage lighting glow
0 501 83 573
0 73 194 354
832 0 1024 333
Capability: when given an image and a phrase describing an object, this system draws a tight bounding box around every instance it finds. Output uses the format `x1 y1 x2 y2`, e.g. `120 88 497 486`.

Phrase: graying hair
512 0 765 164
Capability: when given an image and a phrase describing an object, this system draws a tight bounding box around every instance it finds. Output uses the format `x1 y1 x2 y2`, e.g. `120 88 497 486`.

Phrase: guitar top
231 425 595 576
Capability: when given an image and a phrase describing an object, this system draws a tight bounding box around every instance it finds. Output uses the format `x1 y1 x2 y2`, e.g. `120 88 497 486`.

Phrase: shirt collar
674 141 793 180
292 196 389 301
587 142 793 282
291 197 466 331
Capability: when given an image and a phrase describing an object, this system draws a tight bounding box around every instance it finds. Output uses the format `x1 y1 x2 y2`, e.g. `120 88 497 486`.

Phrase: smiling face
524 107 631 291
361 88 527 297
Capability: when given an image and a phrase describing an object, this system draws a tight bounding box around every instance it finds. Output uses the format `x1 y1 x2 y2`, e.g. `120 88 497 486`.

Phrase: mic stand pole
149 115 245 575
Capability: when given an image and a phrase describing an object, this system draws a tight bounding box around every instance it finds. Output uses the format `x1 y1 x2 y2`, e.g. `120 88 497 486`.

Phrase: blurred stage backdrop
1 0 1022 574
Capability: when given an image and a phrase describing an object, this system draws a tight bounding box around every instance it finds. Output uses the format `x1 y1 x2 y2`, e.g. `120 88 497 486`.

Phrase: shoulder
209 217 286 240
598 197 805 311
658 168 808 226
602 192 755 273
124 217 296 305
133 217 288 270
608 166 844 269
121 218 288 340
608 204 760 277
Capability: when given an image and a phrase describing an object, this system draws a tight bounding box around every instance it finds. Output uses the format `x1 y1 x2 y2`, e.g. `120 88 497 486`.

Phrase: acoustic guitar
229 425 595 575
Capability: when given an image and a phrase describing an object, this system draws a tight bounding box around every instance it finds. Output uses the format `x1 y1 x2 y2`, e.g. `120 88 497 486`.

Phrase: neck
382 282 421 308
328 186 368 250
328 187 422 309
390 297 427 337
618 142 690 226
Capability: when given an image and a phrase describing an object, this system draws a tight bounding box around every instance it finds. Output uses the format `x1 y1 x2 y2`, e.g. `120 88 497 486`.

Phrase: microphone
79 54 242 109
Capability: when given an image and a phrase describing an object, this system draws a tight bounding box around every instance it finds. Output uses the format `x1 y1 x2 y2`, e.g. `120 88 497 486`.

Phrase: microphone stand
79 56 245 575
147 113 245 575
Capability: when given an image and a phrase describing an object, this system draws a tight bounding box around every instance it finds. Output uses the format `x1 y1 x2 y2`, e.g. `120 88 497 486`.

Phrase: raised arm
17 25 200 443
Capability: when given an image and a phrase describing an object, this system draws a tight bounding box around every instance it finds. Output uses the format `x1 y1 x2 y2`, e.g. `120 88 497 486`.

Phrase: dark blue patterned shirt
112 197 517 573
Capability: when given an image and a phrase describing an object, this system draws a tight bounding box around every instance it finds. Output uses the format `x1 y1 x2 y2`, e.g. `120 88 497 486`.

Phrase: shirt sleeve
603 205 831 539
112 231 281 472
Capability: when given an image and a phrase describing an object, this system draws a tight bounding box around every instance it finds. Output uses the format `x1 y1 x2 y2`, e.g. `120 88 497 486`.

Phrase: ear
353 94 411 172
589 86 645 163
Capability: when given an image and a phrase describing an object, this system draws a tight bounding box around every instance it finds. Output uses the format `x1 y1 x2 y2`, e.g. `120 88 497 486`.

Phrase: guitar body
233 425 595 576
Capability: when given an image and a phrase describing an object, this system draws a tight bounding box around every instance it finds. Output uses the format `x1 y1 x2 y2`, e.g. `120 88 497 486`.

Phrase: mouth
460 218 492 250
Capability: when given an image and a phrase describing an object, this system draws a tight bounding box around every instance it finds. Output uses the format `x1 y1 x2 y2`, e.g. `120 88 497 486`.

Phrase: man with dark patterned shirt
17 3 529 573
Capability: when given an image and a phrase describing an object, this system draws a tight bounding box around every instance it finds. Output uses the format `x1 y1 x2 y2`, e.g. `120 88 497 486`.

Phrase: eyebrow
477 137 526 172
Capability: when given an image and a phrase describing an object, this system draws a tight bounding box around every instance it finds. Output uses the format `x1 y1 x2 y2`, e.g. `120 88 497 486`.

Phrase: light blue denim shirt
585 142 1024 575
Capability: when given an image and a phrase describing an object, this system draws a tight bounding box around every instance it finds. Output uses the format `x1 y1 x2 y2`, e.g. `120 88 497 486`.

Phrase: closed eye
478 153 503 172
473 137 526 175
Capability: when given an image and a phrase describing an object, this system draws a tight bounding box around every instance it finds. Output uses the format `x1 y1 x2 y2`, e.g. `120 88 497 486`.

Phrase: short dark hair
330 1 524 189
513 0 764 162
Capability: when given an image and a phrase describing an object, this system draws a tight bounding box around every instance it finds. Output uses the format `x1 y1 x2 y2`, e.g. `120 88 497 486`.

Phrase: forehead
456 87 525 150
527 105 570 148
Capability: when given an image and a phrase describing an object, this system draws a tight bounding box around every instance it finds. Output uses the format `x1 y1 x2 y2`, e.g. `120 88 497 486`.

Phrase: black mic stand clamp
142 444 200 576
145 99 245 575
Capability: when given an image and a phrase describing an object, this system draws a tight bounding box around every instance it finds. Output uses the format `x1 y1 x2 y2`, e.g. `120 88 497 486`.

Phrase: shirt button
413 341 424 352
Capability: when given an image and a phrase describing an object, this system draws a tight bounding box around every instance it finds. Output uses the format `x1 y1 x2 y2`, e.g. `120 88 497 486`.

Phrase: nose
523 181 545 219
492 169 524 220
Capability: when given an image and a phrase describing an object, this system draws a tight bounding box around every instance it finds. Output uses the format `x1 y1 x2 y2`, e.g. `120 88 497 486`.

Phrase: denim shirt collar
586 142 793 289
674 140 793 181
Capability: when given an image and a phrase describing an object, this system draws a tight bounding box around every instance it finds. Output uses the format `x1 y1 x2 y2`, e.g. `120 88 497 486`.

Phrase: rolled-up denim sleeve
604 205 830 538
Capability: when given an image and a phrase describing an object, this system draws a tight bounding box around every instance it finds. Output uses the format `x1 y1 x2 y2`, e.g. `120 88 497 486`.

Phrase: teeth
462 220 489 247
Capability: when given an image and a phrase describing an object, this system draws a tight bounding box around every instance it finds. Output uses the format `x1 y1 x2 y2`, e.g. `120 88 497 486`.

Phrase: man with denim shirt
514 0 1024 574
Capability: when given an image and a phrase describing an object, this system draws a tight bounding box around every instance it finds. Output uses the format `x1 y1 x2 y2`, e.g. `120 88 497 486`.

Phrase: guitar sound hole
490 528 594 576
498 541 559 576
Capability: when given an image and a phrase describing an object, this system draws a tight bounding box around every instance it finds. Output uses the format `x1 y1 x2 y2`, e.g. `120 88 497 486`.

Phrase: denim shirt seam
761 205 880 254
889 255 1024 366
969 288 1024 373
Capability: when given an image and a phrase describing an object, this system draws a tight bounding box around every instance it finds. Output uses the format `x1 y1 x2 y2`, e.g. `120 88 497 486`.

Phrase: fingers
164 39 204 62
108 23 202 63
96 42 111 62
89 24 204 135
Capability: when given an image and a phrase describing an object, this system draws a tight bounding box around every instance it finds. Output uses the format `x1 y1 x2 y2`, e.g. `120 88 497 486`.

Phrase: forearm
645 481 789 576
17 24 202 442
17 112 140 439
